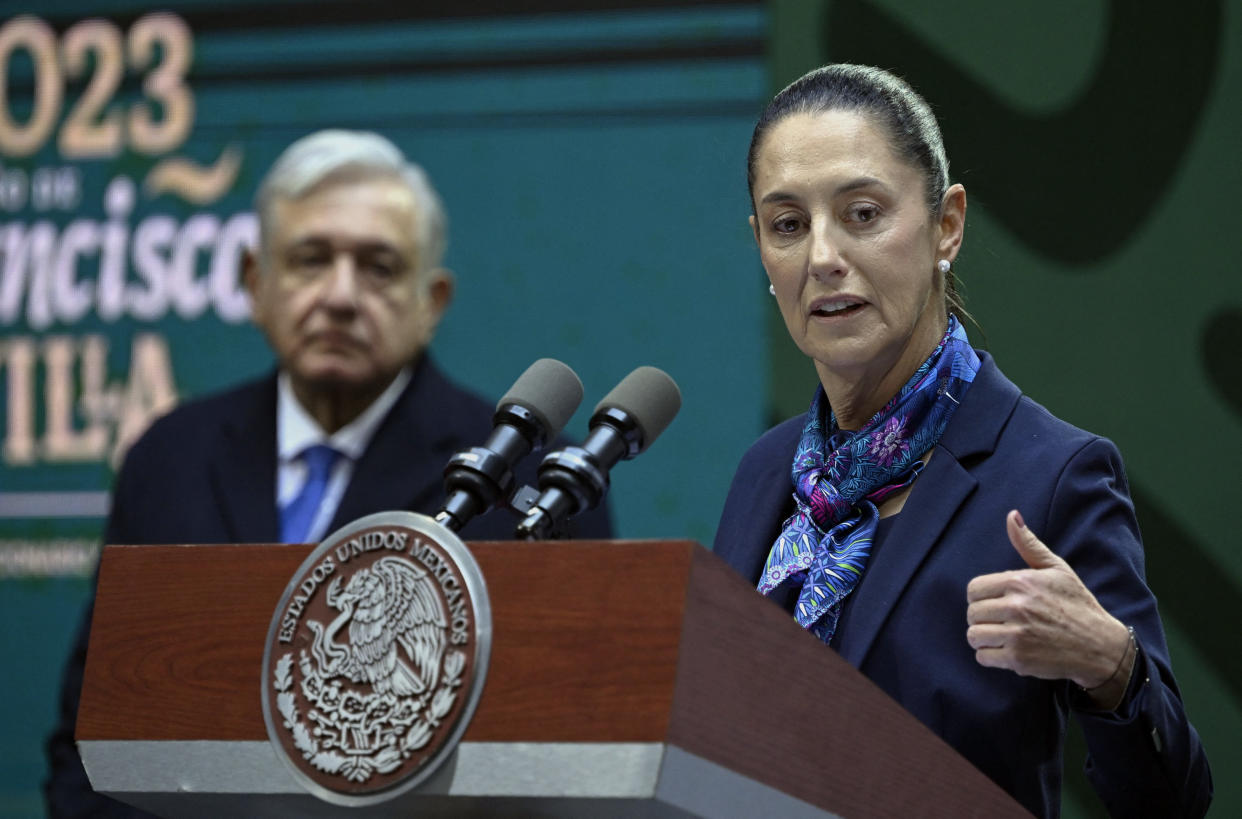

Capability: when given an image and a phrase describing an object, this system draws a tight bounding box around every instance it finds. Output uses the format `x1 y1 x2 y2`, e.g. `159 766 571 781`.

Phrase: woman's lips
809 295 867 320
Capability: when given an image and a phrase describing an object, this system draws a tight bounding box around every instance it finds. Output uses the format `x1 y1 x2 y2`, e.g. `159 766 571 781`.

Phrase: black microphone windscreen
497 358 584 438
593 366 681 452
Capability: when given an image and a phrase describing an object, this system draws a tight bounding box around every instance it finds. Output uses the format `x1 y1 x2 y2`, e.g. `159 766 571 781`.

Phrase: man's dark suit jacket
713 353 1211 819
45 355 612 817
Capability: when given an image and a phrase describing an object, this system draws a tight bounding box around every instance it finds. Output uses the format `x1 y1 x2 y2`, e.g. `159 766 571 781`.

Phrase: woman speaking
713 64 1211 818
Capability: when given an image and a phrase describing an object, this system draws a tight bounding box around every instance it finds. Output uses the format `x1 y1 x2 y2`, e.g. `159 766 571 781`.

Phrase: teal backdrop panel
0 3 767 814
767 1 1240 817
6 1 1235 817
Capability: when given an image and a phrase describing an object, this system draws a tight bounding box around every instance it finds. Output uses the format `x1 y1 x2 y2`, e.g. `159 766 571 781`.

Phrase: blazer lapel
836 353 1021 669
836 455 977 668
720 418 803 584
211 376 280 542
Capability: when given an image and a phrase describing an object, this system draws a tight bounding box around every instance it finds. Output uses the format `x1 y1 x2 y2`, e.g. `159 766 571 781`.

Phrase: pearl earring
937 259 951 274
768 284 776 296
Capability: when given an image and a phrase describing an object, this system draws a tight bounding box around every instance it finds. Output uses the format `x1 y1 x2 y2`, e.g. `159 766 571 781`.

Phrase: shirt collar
277 367 413 463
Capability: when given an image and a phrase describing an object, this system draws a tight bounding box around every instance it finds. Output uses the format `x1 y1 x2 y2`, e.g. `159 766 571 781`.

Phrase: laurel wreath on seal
273 648 465 783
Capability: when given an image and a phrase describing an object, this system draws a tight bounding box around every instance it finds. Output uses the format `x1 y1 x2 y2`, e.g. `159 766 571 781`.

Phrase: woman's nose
808 224 846 281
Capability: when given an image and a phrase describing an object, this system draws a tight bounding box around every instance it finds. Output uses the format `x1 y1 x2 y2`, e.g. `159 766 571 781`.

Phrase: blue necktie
280 444 341 543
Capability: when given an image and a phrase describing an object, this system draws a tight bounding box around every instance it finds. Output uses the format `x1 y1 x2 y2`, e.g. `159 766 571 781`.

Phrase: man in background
45 130 612 816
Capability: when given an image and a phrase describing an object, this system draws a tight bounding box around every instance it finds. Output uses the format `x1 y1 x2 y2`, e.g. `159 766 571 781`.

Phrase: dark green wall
767 2 1240 817
1 2 1237 816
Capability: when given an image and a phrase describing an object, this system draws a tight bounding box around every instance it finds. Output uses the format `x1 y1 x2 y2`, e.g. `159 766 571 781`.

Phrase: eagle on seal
308 556 447 696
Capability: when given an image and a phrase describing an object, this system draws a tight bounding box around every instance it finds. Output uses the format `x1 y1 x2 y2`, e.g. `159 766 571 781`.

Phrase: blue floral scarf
758 316 981 643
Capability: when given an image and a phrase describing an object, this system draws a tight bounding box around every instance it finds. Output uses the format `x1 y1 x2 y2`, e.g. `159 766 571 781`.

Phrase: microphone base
515 508 552 540
515 485 577 540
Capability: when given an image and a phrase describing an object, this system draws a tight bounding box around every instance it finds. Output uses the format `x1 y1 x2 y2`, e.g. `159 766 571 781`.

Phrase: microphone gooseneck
437 358 583 532
515 366 681 540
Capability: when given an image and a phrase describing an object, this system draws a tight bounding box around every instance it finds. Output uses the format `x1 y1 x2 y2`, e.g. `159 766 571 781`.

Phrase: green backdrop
1 2 1237 816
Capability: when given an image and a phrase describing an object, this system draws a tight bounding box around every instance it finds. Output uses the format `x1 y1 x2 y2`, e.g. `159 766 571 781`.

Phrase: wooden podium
78 539 1029 817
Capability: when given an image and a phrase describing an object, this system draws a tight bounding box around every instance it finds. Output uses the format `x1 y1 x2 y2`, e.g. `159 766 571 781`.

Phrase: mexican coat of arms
261 511 491 806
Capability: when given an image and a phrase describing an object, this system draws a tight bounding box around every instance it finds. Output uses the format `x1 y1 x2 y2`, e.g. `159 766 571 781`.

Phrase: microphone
436 358 583 532
515 366 681 540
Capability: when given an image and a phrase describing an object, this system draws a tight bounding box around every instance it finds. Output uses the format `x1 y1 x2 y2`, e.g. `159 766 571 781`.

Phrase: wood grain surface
78 538 1029 816
664 547 1030 817
77 540 695 743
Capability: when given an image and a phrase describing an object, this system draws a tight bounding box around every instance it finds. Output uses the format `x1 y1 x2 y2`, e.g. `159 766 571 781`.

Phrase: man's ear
241 246 267 325
242 247 261 300
420 268 455 337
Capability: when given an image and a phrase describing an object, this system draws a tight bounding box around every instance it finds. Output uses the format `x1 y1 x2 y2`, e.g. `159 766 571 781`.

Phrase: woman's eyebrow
835 176 884 195
758 176 886 207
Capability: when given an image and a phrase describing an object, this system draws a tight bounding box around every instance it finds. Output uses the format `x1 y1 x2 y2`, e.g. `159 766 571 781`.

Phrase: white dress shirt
275 368 412 543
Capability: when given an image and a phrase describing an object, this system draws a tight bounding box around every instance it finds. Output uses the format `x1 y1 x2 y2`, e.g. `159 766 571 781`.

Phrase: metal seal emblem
261 511 491 805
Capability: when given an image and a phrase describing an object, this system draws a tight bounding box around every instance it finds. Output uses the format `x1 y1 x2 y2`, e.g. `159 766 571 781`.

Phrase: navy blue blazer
713 353 1211 819
45 355 612 817
102 355 611 545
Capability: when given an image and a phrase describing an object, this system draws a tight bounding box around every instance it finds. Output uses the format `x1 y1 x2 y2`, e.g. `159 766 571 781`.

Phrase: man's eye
362 259 400 281
288 251 329 271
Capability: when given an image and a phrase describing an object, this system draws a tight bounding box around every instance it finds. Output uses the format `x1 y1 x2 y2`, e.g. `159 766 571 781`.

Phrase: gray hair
255 129 448 273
